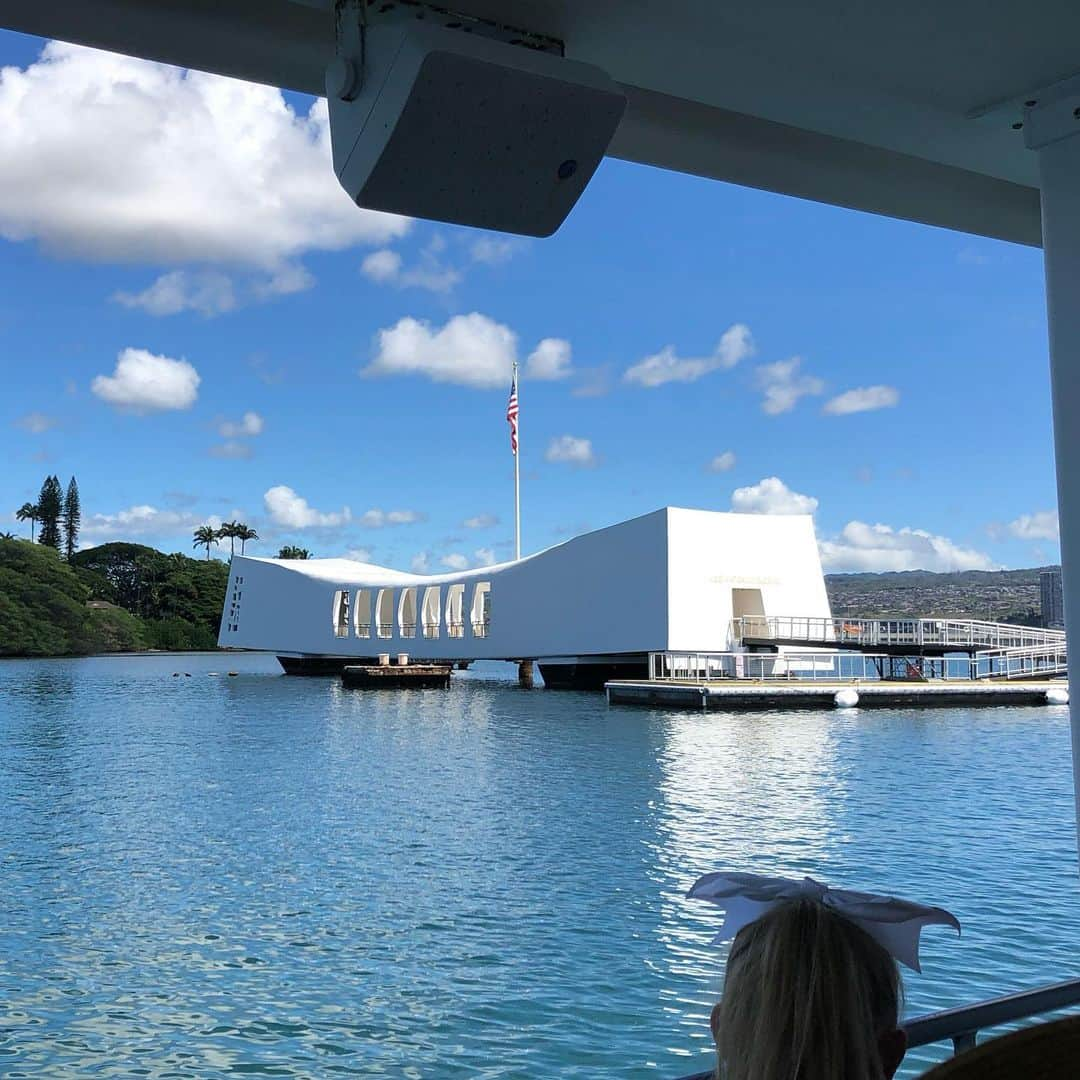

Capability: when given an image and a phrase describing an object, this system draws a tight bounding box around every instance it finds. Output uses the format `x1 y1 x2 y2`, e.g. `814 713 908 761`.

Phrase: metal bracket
1023 73 1080 150
968 70 1080 149
362 1 563 56
327 0 364 101
327 0 564 101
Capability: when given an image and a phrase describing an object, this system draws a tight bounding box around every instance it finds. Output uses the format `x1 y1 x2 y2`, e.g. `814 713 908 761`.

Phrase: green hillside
0 539 229 657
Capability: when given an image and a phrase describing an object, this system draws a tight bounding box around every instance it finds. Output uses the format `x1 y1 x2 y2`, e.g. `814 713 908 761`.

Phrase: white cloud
360 245 460 293
264 485 350 529
820 521 998 572
474 547 496 566
470 236 522 264
731 476 818 515
1008 510 1059 542
823 385 900 415
250 264 316 299
344 547 374 563
526 338 573 380
463 514 499 529
756 357 825 415
113 270 236 317
359 508 423 528
81 503 207 542
365 313 515 388
708 450 737 473
364 313 572 389
0 42 408 277
91 348 200 412
209 441 253 460
361 249 403 283
624 323 754 387
410 552 430 573
545 435 597 467
218 411 264 438
15 412 57 434
441 553 470 571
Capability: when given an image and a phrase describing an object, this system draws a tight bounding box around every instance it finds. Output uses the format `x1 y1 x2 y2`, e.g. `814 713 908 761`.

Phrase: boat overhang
5 0 1077 246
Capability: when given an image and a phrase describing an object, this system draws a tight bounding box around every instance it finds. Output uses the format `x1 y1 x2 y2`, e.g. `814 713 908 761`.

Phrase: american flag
506 371 519 455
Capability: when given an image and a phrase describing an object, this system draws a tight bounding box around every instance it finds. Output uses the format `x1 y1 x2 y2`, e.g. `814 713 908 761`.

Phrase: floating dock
342 663 452 689
605 679 1069 710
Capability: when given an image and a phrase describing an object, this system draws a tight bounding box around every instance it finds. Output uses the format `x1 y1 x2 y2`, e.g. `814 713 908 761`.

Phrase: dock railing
650 651 902 682
674 975 1080 1079
648 649 1067 683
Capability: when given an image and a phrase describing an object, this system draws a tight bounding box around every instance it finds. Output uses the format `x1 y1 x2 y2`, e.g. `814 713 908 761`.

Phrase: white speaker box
326 22 626 237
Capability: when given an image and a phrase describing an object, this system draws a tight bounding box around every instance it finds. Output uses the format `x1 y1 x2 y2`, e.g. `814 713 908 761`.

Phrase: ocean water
1 652 1078 1078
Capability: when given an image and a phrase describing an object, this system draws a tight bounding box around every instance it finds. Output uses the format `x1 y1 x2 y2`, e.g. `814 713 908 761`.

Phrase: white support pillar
1027 83 1080 846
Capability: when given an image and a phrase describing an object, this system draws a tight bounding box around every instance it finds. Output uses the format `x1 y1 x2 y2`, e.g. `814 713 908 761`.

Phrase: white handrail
733 616 1065 652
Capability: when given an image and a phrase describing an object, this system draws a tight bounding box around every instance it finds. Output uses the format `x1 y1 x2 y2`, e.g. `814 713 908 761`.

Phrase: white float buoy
834 688 860 708
1046 687 1069 705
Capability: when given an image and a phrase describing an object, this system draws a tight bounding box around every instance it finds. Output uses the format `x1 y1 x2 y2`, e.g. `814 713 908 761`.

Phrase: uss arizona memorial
218 507 832 686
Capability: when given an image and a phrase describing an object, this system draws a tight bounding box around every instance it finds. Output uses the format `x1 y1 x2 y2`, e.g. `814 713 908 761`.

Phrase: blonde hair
713 897 902 1080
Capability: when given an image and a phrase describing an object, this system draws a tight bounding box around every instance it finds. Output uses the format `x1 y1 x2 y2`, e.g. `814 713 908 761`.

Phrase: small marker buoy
228 671 239 677
1046 687 1069 705
172 672 180 678
834 688 859 708
184 673 192 678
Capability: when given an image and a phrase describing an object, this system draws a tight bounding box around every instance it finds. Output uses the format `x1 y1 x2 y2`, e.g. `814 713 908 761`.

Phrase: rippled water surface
1 652 1078 1077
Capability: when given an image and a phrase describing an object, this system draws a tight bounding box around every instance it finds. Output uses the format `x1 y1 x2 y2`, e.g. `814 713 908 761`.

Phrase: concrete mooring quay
605 680 1070 711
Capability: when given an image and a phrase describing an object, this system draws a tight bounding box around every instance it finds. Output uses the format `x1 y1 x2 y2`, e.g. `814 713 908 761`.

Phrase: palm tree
278 545 311 559
0 531 15 541
218 520 239 557
192 524 220 560
15 502 39 542
235 524 258 553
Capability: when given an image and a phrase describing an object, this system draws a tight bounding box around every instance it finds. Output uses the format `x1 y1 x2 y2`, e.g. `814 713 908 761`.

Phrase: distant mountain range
825 566 1058 626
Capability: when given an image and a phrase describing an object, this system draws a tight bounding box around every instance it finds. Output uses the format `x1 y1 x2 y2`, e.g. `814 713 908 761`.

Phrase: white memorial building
219 507 831 686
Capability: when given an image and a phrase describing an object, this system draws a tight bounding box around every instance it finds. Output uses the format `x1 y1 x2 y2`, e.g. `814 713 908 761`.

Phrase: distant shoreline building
1041 568 1065 630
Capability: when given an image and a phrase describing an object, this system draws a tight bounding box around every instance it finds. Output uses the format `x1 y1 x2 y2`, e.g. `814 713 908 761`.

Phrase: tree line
14 475 81 558
190 523 311 560
192 521 259 559
0 539 229 656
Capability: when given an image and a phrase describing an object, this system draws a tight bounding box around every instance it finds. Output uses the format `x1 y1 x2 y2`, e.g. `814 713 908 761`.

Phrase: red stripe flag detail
506 371 519 455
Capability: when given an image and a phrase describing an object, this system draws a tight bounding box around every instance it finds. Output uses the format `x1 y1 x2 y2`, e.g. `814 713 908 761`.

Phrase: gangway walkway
735 615 1065 654
732 615 1068 681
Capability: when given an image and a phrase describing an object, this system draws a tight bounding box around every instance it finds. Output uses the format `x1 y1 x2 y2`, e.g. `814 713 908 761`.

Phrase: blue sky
0 32 1060 573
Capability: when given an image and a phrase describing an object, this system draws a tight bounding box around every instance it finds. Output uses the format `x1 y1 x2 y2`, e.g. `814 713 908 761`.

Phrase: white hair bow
687 872 961 972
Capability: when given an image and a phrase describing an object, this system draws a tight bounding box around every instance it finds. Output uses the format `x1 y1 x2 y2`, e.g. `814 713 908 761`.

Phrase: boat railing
377 622 393 638
447 622 465 638
423 625 440 639
355 622 371 638
673 975 1080 1079
400 622 416 638
472 622 489 638
334 625 350 638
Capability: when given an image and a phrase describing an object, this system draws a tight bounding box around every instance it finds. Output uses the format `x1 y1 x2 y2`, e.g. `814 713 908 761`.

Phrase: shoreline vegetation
2 477 306 658
0 538 228 658
0 532 1059 659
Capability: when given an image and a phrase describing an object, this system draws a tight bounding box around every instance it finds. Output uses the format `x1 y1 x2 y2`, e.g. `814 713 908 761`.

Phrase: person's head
709 896 906 1080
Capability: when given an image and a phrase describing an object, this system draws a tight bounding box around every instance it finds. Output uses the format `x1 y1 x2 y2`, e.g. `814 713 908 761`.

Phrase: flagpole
513 360 521 560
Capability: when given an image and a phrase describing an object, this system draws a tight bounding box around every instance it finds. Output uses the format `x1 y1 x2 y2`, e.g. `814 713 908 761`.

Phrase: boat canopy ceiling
5 0 1079 246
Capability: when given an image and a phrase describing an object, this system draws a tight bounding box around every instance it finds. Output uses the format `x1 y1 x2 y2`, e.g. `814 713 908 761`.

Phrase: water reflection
1 656 1079 1078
